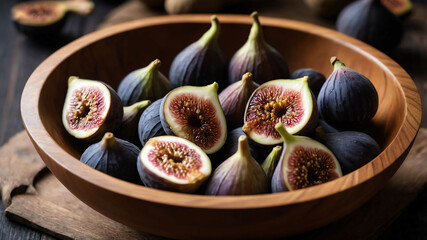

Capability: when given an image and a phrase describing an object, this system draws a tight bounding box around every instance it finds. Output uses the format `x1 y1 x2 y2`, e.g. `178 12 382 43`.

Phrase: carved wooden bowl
21 14 421 239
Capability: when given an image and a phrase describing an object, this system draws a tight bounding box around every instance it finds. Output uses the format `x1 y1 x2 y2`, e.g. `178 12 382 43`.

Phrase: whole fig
169 15 227 89
219 72 259 129
117 59 172 106
206 135 269 195
138 99 166 147
261 145 282 181
315 127 381 174
271 123 342 192
290 68 326 97
317 57 378 130
116 100 151 147
336 0 403 53
228 12 289 85
80 132 141 184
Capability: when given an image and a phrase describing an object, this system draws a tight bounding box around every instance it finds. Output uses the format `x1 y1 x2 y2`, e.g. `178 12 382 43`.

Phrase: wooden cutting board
1 129 426 240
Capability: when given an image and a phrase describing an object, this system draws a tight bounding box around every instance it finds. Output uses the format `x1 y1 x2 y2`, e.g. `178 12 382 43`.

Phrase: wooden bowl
21 15 421 239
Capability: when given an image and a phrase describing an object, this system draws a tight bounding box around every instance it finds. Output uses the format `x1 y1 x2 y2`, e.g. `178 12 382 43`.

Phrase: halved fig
62 76 123 142
137 135 211 193
243 76 318 145
271 123 342 192
160 82 227 154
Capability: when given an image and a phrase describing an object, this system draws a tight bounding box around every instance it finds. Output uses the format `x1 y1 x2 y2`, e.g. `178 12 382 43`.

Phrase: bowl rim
21 14 422 210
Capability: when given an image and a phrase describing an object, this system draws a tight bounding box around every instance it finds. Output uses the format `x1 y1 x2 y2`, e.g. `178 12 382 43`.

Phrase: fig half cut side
138 135 212 193
272 123 342 192
243 76 318 145
62 76 123 142
160 82 227 154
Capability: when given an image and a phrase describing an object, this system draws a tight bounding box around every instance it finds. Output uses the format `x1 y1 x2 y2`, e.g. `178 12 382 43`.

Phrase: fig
219 72 259 129
138 99 167 147
160 82 227 154
317 57 379 130
304 0 355 18
228 12 290 85
80 132 141 184
117 59 172 106
211 127 272 168
336 0 403 53
315 127 381 174
243 76 318 145
62 76 123 142
318 119 339 133
261 145 282 181
137 135 211 193
271 123 342 192
169 15 227 88
205 135 269 195
381 0 412 20
11 1 94 38
116 100 151 146
290 68 326 97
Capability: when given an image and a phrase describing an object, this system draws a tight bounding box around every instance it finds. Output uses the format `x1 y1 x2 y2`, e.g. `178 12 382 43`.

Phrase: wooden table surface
1 0 426 239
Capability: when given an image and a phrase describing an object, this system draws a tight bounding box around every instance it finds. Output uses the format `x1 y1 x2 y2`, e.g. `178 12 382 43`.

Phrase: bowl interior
38 19 404 165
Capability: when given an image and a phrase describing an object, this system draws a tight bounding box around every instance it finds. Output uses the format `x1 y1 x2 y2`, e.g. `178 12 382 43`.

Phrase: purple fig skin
169 16 227 89
317 57 378 130
80 132 142 184
315 129 381 175
206 135 269 195
138 99 166 147
228 12 289 85
336 0 403 53
219 72 259 129
318 119 340 134
290 68 326 97
116 100 151 147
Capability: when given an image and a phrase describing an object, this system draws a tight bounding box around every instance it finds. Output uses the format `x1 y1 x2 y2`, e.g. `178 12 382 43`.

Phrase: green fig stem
330 56 346 70
101 132 116 149
237 135 251 159
147 59 162 72
124 100 151 116
248 11 264 42
198 15 220 46
208 82 219 93
262 145 282 178
64 1 94 15
274 123 295 144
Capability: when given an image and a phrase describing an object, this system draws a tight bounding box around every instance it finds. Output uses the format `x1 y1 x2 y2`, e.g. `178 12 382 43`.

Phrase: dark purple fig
116 100 151 146
206 135 269 195
243 76 319 145
137 135 211 193
138 99 166 147
336 0 403 53
62 76 123 142
317 57 379 130
290 68 326 97
219 72 259 129
211 127 272 168
261 145 282 181
318 119 339 133
117 59 172 106
80 132 141 184
272 123 342 192
169 15 227 89
304 0 355 18
381 0 412 20
11 1 93 38
315 127 381 174
160 82 227 154
228 12 289 85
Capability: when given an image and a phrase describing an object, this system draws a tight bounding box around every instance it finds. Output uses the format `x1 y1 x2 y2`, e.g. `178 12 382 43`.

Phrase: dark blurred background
1 0 426 239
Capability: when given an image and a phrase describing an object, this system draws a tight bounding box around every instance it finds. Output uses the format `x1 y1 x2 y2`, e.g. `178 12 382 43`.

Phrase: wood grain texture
19 14 422 239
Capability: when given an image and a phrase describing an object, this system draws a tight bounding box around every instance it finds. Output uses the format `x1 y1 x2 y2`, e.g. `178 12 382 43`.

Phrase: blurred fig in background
304 0 354 18
336 0 403 53
11 0 94 38
381 0 413 20
165 0 244 14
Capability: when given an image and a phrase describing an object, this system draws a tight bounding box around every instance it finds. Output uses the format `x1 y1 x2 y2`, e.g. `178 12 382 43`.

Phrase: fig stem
148 59 162 72
248 11 264 42
237 135 251 159
208 82 219 93
262 145 282 179
274 123 295 144
330 56 346 70
101 132 116 149
241 72 253 85
64 1 94 15
198 15 220 46
124 100 151 115
68 76 79 87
